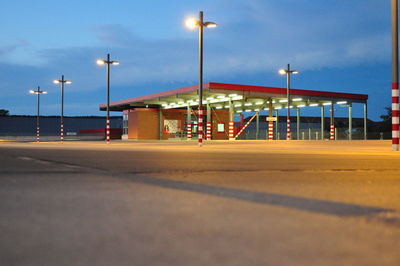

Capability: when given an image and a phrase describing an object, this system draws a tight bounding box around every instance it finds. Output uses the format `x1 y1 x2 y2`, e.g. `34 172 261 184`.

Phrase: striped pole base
268 121 274 140
286 119 291 140
187 123 192 140
106 119 110 143
228 121 235 140
330 124 335 140
206 122 212 140
393 82 399 151
61 123 64 142
198 107 203 146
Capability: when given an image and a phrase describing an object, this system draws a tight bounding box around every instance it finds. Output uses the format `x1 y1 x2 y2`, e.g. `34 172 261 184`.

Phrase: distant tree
380 106 391 121
0 109 9 116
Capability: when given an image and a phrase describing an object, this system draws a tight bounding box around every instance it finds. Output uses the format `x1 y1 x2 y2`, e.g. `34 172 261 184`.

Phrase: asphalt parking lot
0 140 399 266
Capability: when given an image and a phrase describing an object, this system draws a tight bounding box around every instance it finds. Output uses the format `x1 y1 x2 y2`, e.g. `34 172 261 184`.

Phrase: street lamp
29 86 47 142
279 64 299 140
97 53 119 143
185 11 217 147
54 75 72 142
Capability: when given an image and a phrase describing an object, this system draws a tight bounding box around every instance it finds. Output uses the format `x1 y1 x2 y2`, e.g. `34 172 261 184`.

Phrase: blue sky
0 0 392 120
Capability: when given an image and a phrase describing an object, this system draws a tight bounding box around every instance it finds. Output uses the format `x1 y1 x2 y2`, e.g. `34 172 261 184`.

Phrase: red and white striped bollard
206 122 211 140
268 121 274 140
106 119 110 143
330 124 335 140
198 106 203 146
228 121 235 140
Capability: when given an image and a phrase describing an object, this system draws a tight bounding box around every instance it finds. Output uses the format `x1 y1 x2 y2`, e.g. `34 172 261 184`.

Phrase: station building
99 82 368 141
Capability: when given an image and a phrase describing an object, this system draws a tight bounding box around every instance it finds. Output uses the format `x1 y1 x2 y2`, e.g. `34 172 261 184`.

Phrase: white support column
187 105 192 140
364 102 368 140
297 108 300 140
275 109 279 140
256 112 259 140
330 102 335 140
206 104 211 140
348 103 352 140
229 100 235 140
321 106 324 140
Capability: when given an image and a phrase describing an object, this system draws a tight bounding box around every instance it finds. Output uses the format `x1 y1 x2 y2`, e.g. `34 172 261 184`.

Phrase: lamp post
53 75 72 142
185 11 217 146
392 0 399 151
29 86 47 142
97 54 119 143
279 64 299 140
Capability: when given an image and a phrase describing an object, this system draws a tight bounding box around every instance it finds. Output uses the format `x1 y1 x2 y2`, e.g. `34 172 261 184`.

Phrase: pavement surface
0 140 399 266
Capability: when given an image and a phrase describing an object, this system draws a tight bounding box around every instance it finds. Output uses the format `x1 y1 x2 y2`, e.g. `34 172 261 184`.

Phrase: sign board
217 123 225 133
266 117 277 122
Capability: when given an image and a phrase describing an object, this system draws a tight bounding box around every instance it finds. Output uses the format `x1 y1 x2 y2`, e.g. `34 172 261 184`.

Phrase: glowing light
204 22 217 28
111 61 120 65
185 18 198 29
279 69 287 75
279 99 288 103
228 94 238 97
234 104 242 107
337 101 347 104
293 98 302 102
323 102 332 105
309 103 319 107
216 106 222 109
217 95 226 99
245 109 252 112
29 90 35 94
96 59 105 65
231 96 243 100
244 103 252 106
255 102 263 105
297 105 305 108
53 80 60 84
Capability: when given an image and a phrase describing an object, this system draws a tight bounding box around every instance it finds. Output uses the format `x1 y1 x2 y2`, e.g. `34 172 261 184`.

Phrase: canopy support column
348 103 352 140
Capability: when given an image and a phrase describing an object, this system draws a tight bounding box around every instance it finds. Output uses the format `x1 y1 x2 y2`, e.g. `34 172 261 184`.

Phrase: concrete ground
0 140 399 266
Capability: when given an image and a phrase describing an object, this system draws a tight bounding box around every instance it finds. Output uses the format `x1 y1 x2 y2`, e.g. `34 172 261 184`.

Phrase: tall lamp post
392 0 399 151
185 11 217 146
29 86 47 142
97 54 119 143
279 64 299 140
53 75 72 142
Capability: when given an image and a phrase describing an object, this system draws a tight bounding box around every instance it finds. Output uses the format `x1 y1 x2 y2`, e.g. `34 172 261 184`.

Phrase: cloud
0 40 29 56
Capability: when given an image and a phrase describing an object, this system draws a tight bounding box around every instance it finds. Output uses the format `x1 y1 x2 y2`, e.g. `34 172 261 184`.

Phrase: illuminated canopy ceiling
99 82 368 113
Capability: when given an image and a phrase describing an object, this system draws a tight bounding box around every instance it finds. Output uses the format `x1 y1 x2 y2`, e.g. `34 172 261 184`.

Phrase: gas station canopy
99 82 368 112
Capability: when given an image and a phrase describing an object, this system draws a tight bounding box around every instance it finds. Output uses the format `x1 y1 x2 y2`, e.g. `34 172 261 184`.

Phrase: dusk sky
0 0 391 120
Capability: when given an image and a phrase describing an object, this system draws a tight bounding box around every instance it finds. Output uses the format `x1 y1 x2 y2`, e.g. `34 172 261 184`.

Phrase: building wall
210 110 229 140
124 108 230 140
0 116 122 136
162 109 185 140
127 109 160 139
